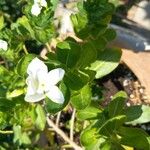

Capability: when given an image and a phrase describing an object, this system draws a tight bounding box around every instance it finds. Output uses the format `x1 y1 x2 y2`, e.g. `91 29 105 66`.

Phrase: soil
98 63 150 106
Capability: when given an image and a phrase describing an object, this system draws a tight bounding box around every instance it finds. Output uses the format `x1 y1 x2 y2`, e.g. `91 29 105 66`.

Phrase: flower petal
25 93 45 103
34 0 47 7
47 68 65 85
46 86 64 104
31 3 42 16
26 76 37 95
59 10 74 34
0 39 8 51
40 0 47 7
36 69 48 94
27 58 48 78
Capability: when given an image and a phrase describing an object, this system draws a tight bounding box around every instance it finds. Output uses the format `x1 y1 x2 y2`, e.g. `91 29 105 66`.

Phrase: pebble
139 88 144 94
126 102 131 106
123 79 130 86
130 94 135 99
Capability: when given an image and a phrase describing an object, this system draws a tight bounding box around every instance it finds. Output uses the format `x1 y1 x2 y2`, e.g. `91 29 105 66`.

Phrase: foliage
0 0 149 149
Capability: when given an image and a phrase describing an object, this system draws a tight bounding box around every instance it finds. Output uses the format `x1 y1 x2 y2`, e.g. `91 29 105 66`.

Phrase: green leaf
125 105 142 122
21 132 31 145
13 125 31 145
108 91 127 118
77 102 102 120
64 70 89 90
34 27 54 43
119 127 150 150
100 141 125 150
71 3 88 34
45 82 70 114
77 41 97 68
81 127 103 148
56 41 81 68
90 48 122 79
81 118 108 150
50 0 59 10
0 15 4 30
99 115 126 137
13 125 22 145
16 54 36 77
81 115 126 150
0 86 7 98
0 112 8 130
71 85 92 110
81 69 96 82
104 28 116 42
0 66 11 83
0 98 14 112
126 105 150 125
35 105 46 131
92 37 107 51
16 16 34 38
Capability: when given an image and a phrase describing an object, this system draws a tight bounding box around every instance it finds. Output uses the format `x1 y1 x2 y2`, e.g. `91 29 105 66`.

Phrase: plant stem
0 130 13 134
62 144 74 148
46 116 82 150
23 44 28 54
46 42 52 52
56 111 61 127
70 108 76 141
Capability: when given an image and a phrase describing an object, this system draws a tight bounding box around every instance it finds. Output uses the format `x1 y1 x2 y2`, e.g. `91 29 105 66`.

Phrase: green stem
46 42 52 52
0 130 13 134
23 45 28 54
62 144 73 148
70 108 76 141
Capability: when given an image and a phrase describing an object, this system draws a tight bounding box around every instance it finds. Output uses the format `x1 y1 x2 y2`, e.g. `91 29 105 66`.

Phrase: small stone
126 102 131 106
142 95 148 100
123 79 129 86
110 96 113 99
139 88 144 94
130 94 135 98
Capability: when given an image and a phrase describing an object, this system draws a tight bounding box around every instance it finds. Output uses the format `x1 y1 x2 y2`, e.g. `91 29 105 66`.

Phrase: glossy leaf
119 127 150 150
108 91 127 118
99 115 126 137
13 125 31 145
77 41 97 68
71 85 92 110
90 48 122 79
125 105 142 122
77 102 102 120
56 41 81 68
64 70 89 90
81 127 104 149
126 105 150 125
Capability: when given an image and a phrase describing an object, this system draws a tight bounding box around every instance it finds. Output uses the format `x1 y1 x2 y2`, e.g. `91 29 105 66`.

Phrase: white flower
59 9 74 35
31 0 47 16
31 3 42 16
25 58 65 104
39 0 47 7
0 39 8 51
